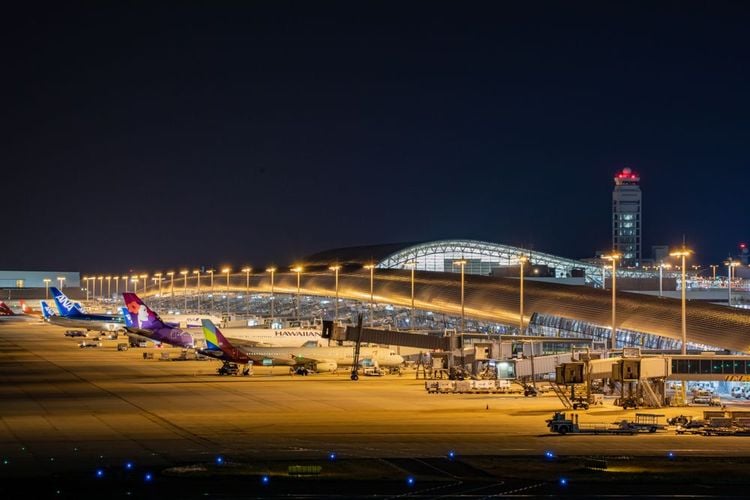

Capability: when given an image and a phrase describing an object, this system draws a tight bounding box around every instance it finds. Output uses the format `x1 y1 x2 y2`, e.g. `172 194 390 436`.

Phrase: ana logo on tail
50 287 81 316
40 301 55 319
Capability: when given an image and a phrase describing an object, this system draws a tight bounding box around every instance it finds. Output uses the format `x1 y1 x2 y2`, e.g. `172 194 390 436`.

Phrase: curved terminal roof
305 239 658 286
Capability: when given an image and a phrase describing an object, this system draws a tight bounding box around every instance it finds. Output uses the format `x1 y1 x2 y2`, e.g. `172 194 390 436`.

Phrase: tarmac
2 318 750 498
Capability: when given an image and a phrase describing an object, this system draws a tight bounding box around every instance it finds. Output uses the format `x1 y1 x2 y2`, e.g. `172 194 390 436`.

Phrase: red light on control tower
614 167 640 185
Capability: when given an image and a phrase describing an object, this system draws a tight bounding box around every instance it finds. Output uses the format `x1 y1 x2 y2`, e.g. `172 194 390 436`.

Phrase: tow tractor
546 412 666 435
217 362 251 376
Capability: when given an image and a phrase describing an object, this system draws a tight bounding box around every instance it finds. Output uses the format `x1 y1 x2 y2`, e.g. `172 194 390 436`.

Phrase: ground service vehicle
546 412 636 435
79 341 102 348
65 330 86 337
546 412 666 435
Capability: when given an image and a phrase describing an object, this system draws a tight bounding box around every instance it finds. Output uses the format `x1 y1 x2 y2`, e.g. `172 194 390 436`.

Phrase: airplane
0 301 16 316
191 323 324 349
121 293 196 349
19 300 44 318
199 319 404 374
46 287 127 332
157 313 224 329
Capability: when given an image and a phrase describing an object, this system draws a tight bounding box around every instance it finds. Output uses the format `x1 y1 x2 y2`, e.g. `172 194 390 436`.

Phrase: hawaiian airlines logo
274 330 321 337
125 300 157 328
57 294 77 312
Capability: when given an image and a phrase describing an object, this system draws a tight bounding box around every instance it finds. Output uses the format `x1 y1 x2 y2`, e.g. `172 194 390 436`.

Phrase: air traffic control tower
612 167 642 267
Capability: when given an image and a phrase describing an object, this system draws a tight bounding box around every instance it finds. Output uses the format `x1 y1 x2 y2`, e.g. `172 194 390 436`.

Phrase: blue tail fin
120 307 133 327
40 301 55 319
50 287 82 317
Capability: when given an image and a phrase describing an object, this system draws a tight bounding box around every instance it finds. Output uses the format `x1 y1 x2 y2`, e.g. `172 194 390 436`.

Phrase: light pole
242 267 252 314
452 259 467 334
602 252 621 351
222 267 231 317
710 264 718 281
106 276 111 299
131 276 138 297
670 247 692 355
57 276 66 291
364 263 375 327
725 259 740 306
180 270 188 311
97 276 103 299
114 276 119 298
328 265 341 323
193 270 201 314
518 255 528 334
291 266 303 320
122 275 129 293
43 278 51 299
84 277 90 301
154 272 162 298
167 271 175 309
658 262 671 297
266 267 277 320
671 246 692 405
208 269 215 313
404 261 416 330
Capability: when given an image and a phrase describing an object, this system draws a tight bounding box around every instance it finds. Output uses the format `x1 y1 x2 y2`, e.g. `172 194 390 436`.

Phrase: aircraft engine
315 361 337 373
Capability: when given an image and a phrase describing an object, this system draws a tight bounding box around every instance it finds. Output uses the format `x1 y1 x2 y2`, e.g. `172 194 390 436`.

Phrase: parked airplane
157 313 224 329
199 319 404 373
121 293 196 349
0 301 16 316
19 300 44 318
47 287 126 332
192 324 324 349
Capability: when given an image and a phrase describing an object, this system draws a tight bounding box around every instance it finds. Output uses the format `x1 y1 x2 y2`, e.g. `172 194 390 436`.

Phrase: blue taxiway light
144 473 153 482
560 478 568 486
545 451 555 459
216 456 224 465
406 476 415 486
328 452 337 461
261 475 270 485
125 462 134 470
95 469 104 478
447 451 456 460
668 451 675 459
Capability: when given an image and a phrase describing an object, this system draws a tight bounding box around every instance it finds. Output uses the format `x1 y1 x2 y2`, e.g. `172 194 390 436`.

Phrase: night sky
3 2 748 274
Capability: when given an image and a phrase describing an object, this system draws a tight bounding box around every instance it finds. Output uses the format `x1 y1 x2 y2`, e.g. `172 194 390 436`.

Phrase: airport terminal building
0 270 80 290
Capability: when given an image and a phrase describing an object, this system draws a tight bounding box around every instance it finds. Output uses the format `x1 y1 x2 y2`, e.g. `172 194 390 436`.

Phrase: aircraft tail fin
201 319 233 351
0 301 14 316
40 301 55 320
120 307 133 327
50 287 82 317
122 293 165 330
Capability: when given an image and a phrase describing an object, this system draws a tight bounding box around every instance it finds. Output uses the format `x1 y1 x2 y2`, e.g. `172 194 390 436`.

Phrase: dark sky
3 1 748 274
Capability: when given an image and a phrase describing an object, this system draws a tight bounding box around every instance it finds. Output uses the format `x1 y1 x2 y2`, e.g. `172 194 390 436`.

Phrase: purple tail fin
122 293 165 330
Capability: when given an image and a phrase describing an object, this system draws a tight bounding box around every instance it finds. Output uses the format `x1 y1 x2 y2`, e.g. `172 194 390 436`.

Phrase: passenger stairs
640 379 662 408
550 382 573 409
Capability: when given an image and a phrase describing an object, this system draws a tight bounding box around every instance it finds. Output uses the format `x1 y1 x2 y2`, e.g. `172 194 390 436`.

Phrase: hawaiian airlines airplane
199 319 404 373
192 324 324 348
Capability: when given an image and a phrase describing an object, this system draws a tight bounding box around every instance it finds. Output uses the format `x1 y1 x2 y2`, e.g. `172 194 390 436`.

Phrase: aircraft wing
222 336 264 349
